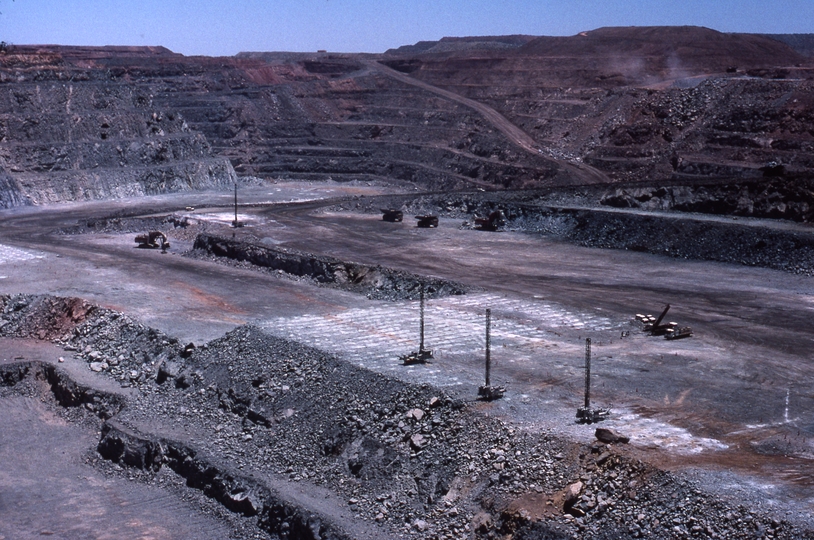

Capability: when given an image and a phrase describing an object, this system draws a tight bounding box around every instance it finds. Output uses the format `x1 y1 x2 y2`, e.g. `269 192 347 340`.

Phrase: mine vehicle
415 215 439 228
478 384 506 400
576 338 609 423
474 210 506 231
576 406 610 424
381 209 404 222
635 304 693 339
637 304 672 335
665 326 693 340
401 348 434 365
135 231 170 250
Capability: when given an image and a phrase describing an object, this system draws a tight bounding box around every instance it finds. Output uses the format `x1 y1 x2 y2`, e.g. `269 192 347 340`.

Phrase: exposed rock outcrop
2 28 814 205
0 165 28 207
192 233 467 300
0 48 237 204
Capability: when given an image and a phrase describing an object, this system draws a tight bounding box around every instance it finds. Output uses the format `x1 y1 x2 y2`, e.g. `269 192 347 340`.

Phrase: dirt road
367 60 611 185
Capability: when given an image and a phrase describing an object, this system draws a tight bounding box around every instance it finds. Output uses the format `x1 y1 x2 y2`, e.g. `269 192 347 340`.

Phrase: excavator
135 231 170 250
635 304 693 339
641 304 673 335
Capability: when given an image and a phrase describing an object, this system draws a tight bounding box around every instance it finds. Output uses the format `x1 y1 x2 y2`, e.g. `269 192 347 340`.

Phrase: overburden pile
1 293 810 539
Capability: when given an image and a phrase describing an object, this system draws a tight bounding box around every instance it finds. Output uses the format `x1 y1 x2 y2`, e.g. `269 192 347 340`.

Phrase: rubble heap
0 294 811 538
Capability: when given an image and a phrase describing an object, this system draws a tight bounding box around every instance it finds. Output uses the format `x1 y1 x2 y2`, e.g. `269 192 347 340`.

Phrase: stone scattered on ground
1 293 811 539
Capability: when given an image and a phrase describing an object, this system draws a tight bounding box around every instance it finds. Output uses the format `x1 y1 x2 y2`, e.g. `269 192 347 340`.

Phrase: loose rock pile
0 294 182 390
1 294 812 539
601 179 814 223
191 234 468 300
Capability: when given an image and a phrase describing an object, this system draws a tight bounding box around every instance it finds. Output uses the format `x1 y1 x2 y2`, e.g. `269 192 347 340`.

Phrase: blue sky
1 0 812 56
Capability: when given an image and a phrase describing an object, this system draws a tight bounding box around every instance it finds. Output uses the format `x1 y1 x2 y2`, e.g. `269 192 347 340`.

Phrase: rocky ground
1 293 812 539
189 233 468 301
43 176 814 296
2 26 814 539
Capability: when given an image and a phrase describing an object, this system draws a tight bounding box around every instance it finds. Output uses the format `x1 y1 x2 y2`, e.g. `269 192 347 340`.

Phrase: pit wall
0 76 238 207
16 158 237 205
511 205 814 276
97 422 353 540
600 179 814 223
0 168 28 208
0 361 124 419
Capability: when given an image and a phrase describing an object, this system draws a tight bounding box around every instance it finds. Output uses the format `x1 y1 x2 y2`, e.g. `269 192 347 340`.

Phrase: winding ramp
366 60 610 185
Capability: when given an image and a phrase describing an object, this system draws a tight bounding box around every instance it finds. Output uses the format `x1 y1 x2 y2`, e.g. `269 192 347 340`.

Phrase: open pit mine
2 27 814 539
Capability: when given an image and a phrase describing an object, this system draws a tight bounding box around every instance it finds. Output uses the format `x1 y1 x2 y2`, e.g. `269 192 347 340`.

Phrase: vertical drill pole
419 286 425 352
234 183 238 227
485 309 492 387
584 337 592 409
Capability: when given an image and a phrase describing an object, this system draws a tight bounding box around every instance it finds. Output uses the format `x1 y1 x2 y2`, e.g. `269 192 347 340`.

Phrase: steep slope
0 46 237 206
0 45 578 205
2 27 813 207
162 53 570 190
0 166 26 208
764 33 814 57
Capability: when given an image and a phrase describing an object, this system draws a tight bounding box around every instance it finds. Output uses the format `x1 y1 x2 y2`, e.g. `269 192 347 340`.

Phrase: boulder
564 481 583 509
595 427 630 444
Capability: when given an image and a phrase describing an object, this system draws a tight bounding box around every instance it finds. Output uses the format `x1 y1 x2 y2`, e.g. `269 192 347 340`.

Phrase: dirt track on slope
368 60 611 185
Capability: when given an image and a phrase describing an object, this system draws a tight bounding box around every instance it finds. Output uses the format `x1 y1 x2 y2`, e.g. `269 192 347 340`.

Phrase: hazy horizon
1 0 812 57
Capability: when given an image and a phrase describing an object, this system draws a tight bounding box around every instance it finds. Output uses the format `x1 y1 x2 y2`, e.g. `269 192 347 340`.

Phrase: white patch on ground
255 196 329 205
259 292 620 386
0 244 44 265
187 212 261 225
259 292 729 456
612 410 729 454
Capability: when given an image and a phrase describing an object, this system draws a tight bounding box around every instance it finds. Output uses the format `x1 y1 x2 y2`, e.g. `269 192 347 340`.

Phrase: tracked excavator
635 304 693 339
